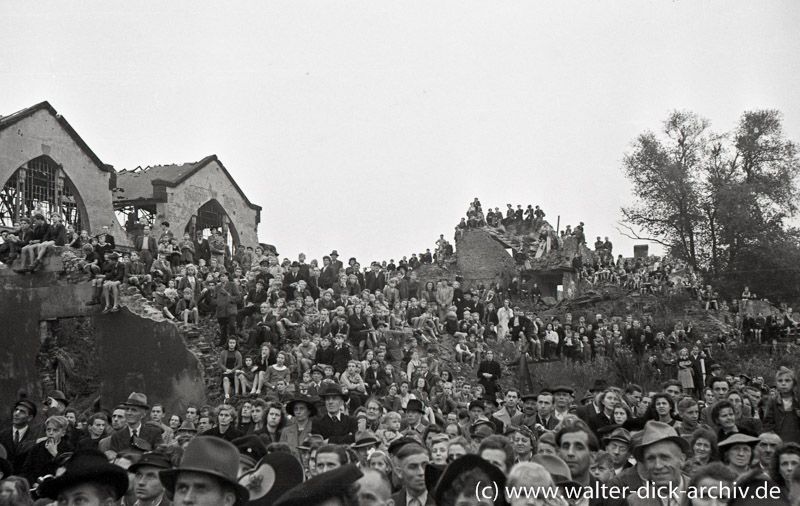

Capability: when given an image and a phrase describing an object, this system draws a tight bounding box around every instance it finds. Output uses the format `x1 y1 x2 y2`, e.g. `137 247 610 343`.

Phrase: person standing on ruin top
496 299 513 340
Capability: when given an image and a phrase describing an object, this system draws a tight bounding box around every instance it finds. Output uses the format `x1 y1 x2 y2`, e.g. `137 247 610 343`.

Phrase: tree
620 109 800 301
620 110 708 269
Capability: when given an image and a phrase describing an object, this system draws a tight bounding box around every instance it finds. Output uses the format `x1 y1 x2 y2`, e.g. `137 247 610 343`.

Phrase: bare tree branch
615 223 671 247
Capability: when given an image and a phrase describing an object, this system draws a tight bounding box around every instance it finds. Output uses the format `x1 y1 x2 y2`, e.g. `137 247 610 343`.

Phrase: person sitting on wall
100 252 125 313
15 214 49 273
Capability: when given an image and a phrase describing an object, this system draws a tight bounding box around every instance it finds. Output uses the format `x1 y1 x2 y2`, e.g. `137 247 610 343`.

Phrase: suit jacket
588 411 615 436
319 265 338 289
391 489 435 506
365 271 386 293
577 402 601 423
283 272 305 298
532 413 559 434
0 425 37 474
311 413 358 444
108 424 163 453
135 235 158 255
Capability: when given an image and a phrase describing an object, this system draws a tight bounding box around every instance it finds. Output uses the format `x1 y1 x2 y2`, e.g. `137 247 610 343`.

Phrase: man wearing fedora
329 250 344 274
402 399 429 440
627 421 690 506
37 448 130 506
577 379 607 422
110 393 163 453
312 383 358 444
0 397 38 474
160 436 249 506
604 427 633 475
130 451 173 506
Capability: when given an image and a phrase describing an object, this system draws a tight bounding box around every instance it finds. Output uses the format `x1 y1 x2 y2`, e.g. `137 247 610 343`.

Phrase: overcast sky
2 1 798 264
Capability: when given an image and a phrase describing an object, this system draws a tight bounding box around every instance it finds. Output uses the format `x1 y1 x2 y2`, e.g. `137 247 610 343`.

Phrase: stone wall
455 229 518 286
0 256 205 423
161 159 260 247
0 107 128 245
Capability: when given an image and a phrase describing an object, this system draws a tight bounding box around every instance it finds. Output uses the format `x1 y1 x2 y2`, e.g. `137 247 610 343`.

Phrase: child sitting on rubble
161 287 181 320
176 287 199 325
79 243 101 277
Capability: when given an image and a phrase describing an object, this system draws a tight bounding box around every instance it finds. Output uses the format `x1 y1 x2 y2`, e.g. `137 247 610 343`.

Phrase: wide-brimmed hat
129 452 173 473
232 435 268 469
176 420 197 434
434 455 507 506
317 383 347 401
718 433 760 451
405 399 425 413
160 437 249 506
425 463 446 493
122 392 150 410
48 390 69 406
285 394 319 417
632 421 691 460
296 434 325 452
589 379 608 392
276 464 362 506
330 250 339 256
351 432 380 449
38 448 128 500
239 452 304 506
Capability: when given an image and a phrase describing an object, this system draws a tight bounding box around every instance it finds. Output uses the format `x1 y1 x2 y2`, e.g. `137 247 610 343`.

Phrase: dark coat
391 489 436 506
202 425 243 443
21 439 73 484
311 413 358 444
108 424 163 453
763 395 800 444
0 426 37 474
476 360 501 396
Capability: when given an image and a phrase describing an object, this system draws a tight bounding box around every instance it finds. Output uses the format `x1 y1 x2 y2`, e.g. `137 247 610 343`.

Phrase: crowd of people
4 366 800 506
5 203 800 505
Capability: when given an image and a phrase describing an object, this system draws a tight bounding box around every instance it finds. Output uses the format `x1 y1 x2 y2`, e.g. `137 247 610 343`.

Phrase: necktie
409 498 422 506
14 430 20 447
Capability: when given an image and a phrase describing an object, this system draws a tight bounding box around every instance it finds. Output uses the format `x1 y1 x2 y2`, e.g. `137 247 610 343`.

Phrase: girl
219 338 242 402
235 356 259 395
677 348 695 397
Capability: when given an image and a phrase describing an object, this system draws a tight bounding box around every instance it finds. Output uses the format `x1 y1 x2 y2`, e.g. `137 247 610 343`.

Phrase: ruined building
0 101 260 419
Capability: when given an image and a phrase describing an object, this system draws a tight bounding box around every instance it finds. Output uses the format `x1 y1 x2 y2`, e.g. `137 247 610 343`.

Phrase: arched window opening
0 156 84 230
185 200 240 247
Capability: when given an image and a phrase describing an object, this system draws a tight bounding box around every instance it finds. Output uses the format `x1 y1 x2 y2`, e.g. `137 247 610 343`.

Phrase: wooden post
556 215 560 234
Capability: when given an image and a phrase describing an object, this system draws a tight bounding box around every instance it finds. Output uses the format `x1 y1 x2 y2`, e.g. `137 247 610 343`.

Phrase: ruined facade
0 102 128 243
113 156 262 247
